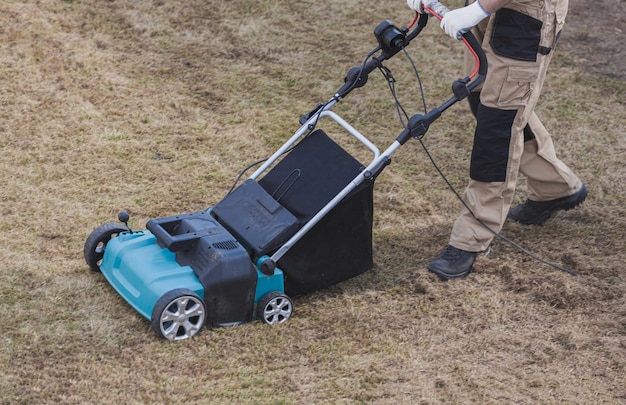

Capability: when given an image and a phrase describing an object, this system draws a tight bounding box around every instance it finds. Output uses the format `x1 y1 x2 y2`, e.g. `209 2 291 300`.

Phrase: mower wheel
151 289 206 341
257 291 293 325
84 223 128 272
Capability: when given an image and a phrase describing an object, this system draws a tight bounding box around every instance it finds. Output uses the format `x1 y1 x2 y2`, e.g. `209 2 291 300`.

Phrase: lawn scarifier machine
84 1 487 341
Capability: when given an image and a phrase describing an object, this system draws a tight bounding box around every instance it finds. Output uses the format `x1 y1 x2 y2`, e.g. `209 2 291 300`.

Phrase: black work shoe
508 184 588 225
427 245 477 280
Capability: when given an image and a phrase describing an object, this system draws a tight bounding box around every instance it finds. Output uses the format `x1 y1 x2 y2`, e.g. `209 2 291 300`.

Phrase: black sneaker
508 184 588 225
427 245 477 280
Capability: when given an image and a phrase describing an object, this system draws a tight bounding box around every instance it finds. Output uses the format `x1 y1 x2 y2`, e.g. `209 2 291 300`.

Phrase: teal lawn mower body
87 213 286 340
85 129 378 341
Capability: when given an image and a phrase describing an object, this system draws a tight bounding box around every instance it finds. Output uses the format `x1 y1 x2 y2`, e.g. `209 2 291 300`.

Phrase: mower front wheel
151 289 206 341
84 223 128 273
257 291 293 325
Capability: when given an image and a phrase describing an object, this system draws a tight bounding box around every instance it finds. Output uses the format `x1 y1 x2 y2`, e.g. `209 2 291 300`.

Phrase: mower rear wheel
84 222 128 272
151 289 206 341
257 291 293 325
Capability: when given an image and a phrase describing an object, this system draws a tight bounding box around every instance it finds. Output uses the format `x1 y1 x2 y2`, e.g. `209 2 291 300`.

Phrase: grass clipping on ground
1 0 624 404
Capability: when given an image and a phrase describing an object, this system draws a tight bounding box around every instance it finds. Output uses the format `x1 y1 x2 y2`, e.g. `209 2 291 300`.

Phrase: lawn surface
1 0 624 403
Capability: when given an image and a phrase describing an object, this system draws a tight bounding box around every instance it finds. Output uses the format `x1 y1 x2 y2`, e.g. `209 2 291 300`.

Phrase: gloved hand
407 0 427 13
440 1 491 39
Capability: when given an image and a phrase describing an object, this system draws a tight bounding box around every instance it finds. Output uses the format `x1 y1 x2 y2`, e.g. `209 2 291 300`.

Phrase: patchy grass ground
0 0 624 404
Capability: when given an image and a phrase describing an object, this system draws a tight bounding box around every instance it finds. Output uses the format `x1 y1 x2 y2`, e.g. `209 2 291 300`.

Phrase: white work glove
407 0 427 13
440 1 491 40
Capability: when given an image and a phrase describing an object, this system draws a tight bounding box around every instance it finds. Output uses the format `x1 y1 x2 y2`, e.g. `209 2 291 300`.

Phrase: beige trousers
450 0 582 252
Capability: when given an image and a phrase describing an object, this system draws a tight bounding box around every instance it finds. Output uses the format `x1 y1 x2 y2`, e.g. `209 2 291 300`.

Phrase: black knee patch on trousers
470 103 517 182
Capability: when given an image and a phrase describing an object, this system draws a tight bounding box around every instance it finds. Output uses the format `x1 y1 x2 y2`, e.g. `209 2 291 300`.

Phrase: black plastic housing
146 212 257 327
211 179 299 261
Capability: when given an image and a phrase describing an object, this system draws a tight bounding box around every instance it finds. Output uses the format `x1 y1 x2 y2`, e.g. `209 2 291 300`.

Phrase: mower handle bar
335 0 487 102
259 3 489 263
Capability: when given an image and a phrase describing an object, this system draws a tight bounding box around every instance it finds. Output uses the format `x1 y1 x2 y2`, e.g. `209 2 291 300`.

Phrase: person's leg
519 114 581 200
448 103 526 253
506 113 586 225
429 0 578 279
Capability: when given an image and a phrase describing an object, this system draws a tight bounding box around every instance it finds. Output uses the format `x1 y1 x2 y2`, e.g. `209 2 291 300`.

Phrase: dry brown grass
1 0 624 404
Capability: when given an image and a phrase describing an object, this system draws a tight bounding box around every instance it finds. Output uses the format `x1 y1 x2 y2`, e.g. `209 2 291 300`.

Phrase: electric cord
227 157 268 195
227 141 305 194
416 138 579 276
227 30 578 276
389 44 579 276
